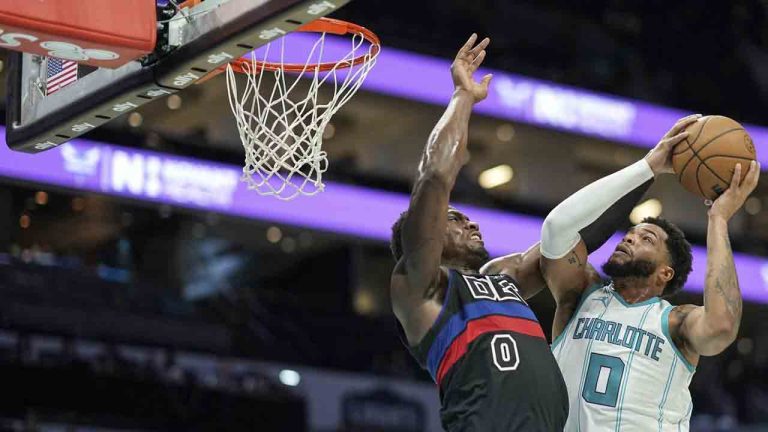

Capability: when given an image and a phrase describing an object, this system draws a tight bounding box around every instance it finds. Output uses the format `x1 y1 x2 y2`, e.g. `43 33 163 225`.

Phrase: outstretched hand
452 34 493 103
644 114 702 176
709 160 761 220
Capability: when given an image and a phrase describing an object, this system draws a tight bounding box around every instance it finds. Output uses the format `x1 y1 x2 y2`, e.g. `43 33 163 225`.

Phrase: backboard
4 0 351 153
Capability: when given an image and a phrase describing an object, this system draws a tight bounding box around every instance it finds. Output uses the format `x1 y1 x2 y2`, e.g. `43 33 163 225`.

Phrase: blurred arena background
0 1 767 431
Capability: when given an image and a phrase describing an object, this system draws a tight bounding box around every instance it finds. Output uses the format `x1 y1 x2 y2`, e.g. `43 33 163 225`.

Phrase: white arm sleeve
540 159 655 259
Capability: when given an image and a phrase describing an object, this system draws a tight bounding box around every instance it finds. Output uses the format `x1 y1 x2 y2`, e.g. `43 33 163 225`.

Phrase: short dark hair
641 216 692 297
390 211 408 262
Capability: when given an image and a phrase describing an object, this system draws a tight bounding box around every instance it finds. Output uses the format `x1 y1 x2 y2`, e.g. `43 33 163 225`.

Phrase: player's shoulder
584 263 603 286
390 260 450 311
558 280 609 315
559 262 602 303
479 253 522 277
582 277 610 297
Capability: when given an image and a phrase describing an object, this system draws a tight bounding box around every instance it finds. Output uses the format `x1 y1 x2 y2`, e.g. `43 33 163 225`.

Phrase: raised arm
538 158 656 301
539 115 701 337
482 179 657 301
391 35 492 337
482 118 702 303
674 161 760 358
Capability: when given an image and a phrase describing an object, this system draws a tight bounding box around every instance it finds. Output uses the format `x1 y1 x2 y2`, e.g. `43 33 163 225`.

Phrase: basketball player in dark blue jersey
389 35 656 431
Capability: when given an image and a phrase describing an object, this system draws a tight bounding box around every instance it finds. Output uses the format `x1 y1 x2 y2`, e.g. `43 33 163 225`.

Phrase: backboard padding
5 0 352 153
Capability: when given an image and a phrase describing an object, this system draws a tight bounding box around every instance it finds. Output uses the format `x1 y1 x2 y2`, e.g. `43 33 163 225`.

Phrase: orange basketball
671 115 757 200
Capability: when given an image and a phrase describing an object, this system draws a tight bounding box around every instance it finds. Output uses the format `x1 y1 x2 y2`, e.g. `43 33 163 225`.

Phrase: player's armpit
392 180 447 315
673 303 733 358
390 260 445 345
480 243 545 300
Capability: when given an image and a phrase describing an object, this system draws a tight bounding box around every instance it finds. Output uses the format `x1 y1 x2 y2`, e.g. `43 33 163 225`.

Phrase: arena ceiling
0 0 765 251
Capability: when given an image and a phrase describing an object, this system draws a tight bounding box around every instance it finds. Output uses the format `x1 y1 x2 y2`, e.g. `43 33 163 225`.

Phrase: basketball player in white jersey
539 114 761 431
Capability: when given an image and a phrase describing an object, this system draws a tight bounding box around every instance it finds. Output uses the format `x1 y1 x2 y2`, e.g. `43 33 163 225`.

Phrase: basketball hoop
223 17 380 200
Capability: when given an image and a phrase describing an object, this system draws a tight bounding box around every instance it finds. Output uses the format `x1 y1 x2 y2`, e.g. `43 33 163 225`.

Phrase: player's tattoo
567 251 583 268
707 234 742 320
715 263 741 318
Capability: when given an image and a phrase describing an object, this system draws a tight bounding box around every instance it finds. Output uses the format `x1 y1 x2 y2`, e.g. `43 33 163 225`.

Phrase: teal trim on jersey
582 353 625 407
551 282 606 350
610 289 661 308
614 303 655 431
657 355 678 431
575 290 615 432
661 305 696 373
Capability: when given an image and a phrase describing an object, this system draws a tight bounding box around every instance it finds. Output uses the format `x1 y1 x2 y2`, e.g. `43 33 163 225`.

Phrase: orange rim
225 17 380 74
177 0 203 9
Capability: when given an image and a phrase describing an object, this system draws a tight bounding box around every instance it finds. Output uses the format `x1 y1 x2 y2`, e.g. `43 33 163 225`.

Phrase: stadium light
279 369 301 387
478 165 514 189
629 199 662 224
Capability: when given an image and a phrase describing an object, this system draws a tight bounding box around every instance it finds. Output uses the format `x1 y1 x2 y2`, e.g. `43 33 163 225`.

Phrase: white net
225 30 378 200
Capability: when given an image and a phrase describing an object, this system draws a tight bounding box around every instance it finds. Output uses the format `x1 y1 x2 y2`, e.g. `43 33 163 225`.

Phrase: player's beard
602 258 657 279
468 244 490 269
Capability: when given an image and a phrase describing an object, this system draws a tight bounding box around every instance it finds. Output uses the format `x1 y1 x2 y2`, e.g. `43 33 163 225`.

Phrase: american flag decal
46 57 78 96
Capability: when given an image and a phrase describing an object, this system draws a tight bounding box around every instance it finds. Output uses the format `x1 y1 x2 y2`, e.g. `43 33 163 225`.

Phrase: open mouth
469 232 482 241
615 245 631 256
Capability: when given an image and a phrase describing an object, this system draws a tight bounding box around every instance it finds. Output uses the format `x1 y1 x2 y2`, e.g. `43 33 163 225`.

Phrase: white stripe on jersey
552 283 695 431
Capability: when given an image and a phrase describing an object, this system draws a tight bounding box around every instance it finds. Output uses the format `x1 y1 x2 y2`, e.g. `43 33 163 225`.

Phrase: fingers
471 50 487 70
719 161 760 206
458 34 490 61
468 37 490 57
743 160 761 192
660 131 690 148
458 33 478 57
665 114 702 139
480 73 493 87
730 163 743 188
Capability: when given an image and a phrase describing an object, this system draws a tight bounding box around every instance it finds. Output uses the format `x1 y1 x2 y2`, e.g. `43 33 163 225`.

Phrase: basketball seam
672 141 690 156
673 116 710 157
690 128 745 158
698 154 755 163
697 155 755 195
677 142 692 183
696 148 744 186
677 127 744 185
701 163 733 197
678 128 743 180
676 116 712 182
691 116 710 145
695 164 708 199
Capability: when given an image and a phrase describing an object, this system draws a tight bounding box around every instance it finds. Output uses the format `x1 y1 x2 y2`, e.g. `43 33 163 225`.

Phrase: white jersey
552 282 696 432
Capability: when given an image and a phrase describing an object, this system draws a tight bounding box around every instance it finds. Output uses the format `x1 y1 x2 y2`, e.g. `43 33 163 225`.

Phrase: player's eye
644 236 653 243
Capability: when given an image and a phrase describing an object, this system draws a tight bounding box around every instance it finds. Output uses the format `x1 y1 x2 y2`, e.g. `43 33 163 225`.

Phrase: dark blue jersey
399 269 568 431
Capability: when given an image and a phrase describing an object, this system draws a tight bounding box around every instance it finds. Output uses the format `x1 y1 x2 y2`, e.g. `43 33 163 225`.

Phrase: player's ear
658 265 674 284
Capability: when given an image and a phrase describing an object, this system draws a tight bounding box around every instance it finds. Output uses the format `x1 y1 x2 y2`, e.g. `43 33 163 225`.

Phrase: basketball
672 115 757 200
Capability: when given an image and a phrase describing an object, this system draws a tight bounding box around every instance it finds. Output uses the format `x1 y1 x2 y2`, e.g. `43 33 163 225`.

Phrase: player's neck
454 265 481 274
443 262 480 274
442 256 482 274
612 277 658 304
